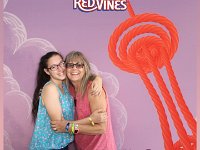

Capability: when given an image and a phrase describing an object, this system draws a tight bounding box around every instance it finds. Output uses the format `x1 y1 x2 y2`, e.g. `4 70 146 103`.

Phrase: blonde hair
65 51 95 96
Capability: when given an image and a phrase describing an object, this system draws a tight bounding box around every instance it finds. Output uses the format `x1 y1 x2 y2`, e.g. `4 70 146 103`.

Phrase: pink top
72 84 116 150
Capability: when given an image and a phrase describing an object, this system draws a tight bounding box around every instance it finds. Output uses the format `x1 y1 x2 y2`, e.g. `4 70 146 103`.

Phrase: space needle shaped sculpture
108 1 196 149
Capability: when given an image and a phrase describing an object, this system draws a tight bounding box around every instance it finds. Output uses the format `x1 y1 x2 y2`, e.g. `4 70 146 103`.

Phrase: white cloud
3 0 8 9
3 65 33 149
3 12 57 54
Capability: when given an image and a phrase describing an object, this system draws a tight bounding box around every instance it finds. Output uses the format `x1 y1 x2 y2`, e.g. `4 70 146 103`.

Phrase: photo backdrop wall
3 0 199 149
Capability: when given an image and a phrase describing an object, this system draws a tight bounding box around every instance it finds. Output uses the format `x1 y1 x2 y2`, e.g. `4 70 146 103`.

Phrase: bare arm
42 83 62 121
51 86 107 135
78 86 107 134
73 109 106 125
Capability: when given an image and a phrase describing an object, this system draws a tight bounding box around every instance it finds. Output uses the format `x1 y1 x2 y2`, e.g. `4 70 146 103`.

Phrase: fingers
91 82 96 92
90 109 107 123
95 108 106 113
93 109 102 113
50 120 68 133
51 123 57 132
100 111 107 122
90 89 101 96
51 126 61 133
90 83 102 96
50 121 58 130
101 113 107 122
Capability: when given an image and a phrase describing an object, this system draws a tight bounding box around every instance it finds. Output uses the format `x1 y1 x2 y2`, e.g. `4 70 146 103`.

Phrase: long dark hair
32 51 63 123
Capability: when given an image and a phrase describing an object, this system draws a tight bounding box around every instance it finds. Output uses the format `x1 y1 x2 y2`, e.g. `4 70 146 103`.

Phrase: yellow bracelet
88 117 95 126
71 123 75 134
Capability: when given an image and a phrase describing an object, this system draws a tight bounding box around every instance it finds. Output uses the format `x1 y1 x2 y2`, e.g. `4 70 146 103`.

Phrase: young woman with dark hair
29 51 105 150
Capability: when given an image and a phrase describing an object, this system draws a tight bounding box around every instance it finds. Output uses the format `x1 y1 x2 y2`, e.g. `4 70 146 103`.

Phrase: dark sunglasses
66 63 84 69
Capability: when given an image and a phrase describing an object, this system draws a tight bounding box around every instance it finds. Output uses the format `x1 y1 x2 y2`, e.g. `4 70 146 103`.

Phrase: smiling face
44 54 66 83
65 51 93 94
66 58 85 85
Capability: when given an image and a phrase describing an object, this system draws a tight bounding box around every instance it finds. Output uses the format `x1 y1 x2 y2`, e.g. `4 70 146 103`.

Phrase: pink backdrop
2 0 199 149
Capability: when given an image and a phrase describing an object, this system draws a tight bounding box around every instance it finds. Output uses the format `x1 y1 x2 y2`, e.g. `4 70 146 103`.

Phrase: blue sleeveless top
29 81 74 150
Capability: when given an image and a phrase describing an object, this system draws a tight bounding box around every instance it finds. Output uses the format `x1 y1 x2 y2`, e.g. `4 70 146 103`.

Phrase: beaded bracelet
65 122 70 132
74 123 79 134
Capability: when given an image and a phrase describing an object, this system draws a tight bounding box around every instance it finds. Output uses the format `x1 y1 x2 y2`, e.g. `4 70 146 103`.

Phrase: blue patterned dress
29 81 74 150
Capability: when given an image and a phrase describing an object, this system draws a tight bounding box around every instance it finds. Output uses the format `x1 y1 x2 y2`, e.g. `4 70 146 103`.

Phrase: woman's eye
77 64 82 68
51 66 56 70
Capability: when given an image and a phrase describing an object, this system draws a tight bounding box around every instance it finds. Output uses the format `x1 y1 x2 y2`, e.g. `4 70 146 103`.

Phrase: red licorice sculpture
108 1 196 149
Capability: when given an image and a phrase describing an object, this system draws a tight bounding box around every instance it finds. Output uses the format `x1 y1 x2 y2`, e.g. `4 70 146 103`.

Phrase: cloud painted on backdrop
3 11 57 96
3 1 127 148
3 64 33 150
3 0 8 9
3 12 57 53
91 63 128 149
4 130 14 150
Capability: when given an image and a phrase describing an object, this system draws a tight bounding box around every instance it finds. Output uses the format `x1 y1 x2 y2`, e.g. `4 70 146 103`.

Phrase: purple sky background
3 0 199 149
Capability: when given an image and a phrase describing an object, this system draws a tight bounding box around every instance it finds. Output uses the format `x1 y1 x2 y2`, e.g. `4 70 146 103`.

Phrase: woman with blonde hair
51 51 116 150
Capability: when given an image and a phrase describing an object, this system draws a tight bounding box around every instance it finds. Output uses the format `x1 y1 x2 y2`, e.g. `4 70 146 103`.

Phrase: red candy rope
108 1 196 149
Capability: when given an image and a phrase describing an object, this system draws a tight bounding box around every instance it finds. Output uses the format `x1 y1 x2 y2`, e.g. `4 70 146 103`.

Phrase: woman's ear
44 68 50 75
